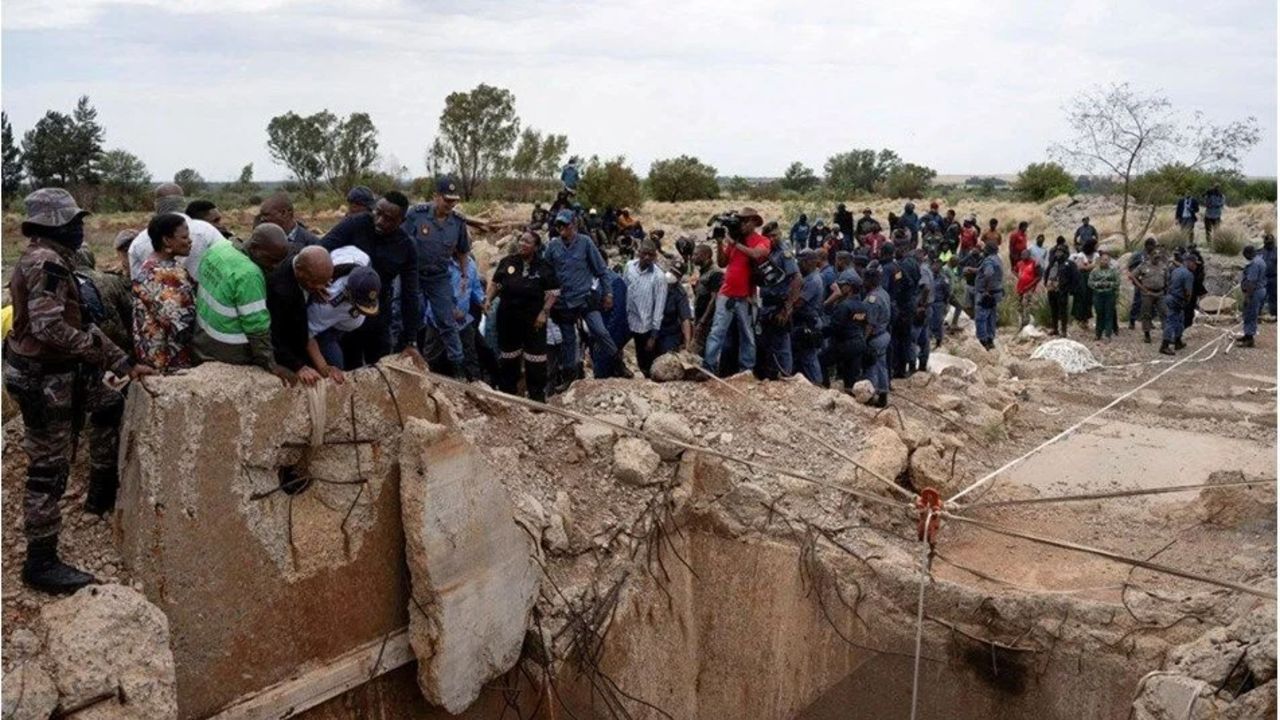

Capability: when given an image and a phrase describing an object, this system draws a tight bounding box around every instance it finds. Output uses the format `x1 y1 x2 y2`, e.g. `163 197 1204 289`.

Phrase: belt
3 350 79 375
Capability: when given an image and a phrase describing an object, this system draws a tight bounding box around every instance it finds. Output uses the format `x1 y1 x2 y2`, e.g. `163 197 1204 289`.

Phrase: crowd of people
3 175 1274 595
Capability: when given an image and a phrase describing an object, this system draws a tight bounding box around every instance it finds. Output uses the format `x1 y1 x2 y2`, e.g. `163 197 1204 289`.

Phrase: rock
853 426 909 483
714 481 772 531
851 380 876 403
908 445 966 497
41 584 178 719
1008 358 1066 381
573 421 616 456
399 420 538 714
1016 324 1047 341
626 395 652 420
928 353 978 378
1200 295 1237 314
678 453 734 497
718 432 734 445
811 390 839 411
8 628 41 658
613 438 663 486
1248 634 1278 683
907 371 934 388
935 394 963 412
650 353 687 382
1 662 58 720
543 514 570 553
642 411 694 460
949 338 996 365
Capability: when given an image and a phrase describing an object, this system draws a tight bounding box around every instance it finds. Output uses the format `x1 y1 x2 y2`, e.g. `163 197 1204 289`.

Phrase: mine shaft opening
277 464 313 496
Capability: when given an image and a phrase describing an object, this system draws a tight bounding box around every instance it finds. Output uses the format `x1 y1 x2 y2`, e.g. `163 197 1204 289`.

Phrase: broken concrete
2 661 58 720
854 426 909 483
643 411 694 460
614 437 663 486
398 418 538 714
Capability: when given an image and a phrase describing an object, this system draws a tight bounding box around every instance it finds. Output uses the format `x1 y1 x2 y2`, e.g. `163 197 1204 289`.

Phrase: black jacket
266 258 311 371
322 213 421 347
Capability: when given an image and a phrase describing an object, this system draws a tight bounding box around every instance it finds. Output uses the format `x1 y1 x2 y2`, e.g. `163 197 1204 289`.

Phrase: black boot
22 536 95 595
1143 330 1151 344
872 392 888 408
1159 341 1175 356
1237 335 1255 348
1174 337 1186 350
84 467 119 516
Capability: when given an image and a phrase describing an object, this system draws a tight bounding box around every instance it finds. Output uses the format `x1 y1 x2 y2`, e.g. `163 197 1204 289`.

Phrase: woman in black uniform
486 231 560 401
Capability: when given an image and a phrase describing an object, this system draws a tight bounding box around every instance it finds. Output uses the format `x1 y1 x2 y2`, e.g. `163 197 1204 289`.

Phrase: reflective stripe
199 285 266 317
499 351 523 360
523 353 546 363
197 314 248 344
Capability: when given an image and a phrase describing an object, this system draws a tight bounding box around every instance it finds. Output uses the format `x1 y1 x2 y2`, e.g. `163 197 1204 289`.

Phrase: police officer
894 233 922 374
929 254 951 349
1238 245 1267 347
544 209 618 388
879 240 910 378
863 261 892 407
974 240 1005 350
791 250 826 384
402 177 472 378
1263 234 1277 318
3 189 155 594
1161 252 1197 355
756 231 803 380
823 269 869 391
913 248 934 371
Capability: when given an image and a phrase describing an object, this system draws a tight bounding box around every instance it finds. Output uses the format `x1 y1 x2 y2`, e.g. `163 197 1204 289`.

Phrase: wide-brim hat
24 188 90 229
737 207 763 224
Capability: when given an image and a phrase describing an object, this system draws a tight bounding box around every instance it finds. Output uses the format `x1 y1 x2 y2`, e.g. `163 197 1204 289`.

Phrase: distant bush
646 155 720 202
1014 162 1075 201
577 156 642 211
1209 226 1245 255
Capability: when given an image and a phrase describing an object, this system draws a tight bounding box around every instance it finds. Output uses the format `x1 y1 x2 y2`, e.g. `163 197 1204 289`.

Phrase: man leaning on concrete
3 189 156 594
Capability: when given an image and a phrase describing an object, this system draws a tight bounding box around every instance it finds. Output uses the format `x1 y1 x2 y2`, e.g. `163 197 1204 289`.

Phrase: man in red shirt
1008 221 1029 268
702 207 770 373
862 224 887 257
1015 249 1041 328
959 219 980 251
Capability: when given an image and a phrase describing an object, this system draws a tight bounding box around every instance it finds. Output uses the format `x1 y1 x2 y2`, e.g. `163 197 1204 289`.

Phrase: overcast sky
3 0 1276 184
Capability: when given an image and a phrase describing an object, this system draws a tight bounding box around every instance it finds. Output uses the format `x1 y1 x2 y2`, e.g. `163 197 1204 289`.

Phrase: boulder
935 394 963 412
642 411 695 460
908 445 967 497
41 584 178 720
650 353 687 382
1 662 59 720
1199 295 1237 314
399 420 538 714
613 437 663 486
573 420 616 456
927 353 978 378
851 380 876 403
854 426 909 483
1008 358 1066 382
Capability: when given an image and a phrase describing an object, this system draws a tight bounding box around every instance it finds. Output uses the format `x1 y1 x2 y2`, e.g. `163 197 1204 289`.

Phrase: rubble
642 411 694 460
613 437 663 486
853 426 909 483
1 662 58 720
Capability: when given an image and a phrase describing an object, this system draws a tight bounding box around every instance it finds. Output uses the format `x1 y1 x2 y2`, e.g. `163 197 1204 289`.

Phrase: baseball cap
436 177 462 201
346 266 382 315
24 188 89 229
837 269 861 287
554 209 576 226
346 185 377 210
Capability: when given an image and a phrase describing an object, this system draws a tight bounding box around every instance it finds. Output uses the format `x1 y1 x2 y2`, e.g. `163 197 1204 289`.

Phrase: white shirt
307 246 371 337
623 259 668 334
128 214 224 283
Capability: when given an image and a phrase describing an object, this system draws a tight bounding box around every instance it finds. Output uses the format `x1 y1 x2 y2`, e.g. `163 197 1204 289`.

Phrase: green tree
824 148 901 194
427 84 520 199
509 128 569 180
173 168 207 196
1012 162 1075 201
725 176 751 197
21 96 105 187
780 161 819 193
228 163 258 195
98 148 151 211
266 111 328 198
576 156 642 211
70 96 105 184
646 155 719 202
2 112 23 199
883 163 936 198
322 112 379 194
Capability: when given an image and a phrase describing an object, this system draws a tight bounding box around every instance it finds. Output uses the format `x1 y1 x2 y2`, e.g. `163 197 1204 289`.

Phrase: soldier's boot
22 536 96 595
1159 341 1176 356
1143 330 1152 344
84 467 119 516
1236 335 1255 348
1174 337 1186 350
872 392 888 408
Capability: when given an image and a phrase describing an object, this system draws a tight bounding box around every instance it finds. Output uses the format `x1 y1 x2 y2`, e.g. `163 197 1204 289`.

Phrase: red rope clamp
915 488 943 546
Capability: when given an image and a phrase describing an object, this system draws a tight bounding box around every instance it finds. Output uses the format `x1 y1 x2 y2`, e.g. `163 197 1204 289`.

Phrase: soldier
863 262 892 408
72 247 133 357
1161 252 1197 355
3 189 156 594
1126 237 1158 329
1237 245 1267 347
974 240 1005 350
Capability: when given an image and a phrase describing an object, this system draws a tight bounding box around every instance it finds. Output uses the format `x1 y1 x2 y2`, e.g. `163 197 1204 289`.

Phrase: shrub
646 155 719 202
576 156 642 211
1209 226 1245 255
1014 162 1075 202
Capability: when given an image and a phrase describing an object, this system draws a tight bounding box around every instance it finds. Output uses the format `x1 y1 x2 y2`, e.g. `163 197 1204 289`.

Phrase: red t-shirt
720 232 771 298
864 232 886 256
959 227 979 250
1008 230 1028 258
1016 259 1040 295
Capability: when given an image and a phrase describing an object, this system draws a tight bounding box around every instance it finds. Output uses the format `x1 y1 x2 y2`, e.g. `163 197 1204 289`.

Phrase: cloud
2 0 1275 183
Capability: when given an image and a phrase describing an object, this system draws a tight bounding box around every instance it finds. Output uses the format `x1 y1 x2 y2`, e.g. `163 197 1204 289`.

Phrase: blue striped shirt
623 259 668 334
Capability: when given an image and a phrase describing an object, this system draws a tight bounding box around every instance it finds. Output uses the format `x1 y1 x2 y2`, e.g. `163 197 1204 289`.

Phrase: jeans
868 331 891 394
1163 301 1185 343
930 302 947 344
703 295 756 372
315 328 345 368
1244 288 1266 336
422 271 465 365
913 320 930 369
555 307 618 373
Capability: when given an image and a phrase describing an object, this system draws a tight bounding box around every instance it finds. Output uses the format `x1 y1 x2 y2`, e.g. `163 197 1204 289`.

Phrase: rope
689 364 917 501
942 512 1276 600
946 327 1231 506
908 536 933 720
933 551 1124 596
960 478 1277 509
383 361 911 512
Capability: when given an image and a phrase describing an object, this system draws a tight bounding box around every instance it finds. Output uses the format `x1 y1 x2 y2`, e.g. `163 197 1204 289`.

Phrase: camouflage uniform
3 190 133 542
73 247 134 357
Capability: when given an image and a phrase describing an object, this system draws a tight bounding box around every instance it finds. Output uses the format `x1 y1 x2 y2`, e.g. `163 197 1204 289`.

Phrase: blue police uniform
402 200 471 368
865 286 892 396
898 254 922 373
820 264 838 309
1164 265 1195 344
1263 243 1278 317
1242 254 1267 338
930 267 951 346
881 257 910 377
791 269 826 384
790 219 811 252
914 264 934 370
544 231 619 377
825 288 869 390
757 245 801 380
974 251 1005 345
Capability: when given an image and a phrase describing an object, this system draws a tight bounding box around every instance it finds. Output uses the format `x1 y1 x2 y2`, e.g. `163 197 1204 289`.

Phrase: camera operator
702 207 771 374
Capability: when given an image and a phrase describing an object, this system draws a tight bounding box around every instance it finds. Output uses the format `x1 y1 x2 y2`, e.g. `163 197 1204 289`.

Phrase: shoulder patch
867 296 876 303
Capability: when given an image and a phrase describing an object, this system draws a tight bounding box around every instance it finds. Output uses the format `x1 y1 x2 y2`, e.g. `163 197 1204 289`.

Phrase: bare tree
1050 83 1259 248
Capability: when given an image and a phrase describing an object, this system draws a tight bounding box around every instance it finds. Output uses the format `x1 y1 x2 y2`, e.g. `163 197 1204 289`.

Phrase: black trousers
496 308 548 402
1048 290 1071 335
625 331 660 377
340 314 392 370
822 338 867 390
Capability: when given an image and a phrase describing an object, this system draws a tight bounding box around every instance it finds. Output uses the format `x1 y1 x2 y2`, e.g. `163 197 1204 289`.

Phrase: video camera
707 211 746 243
